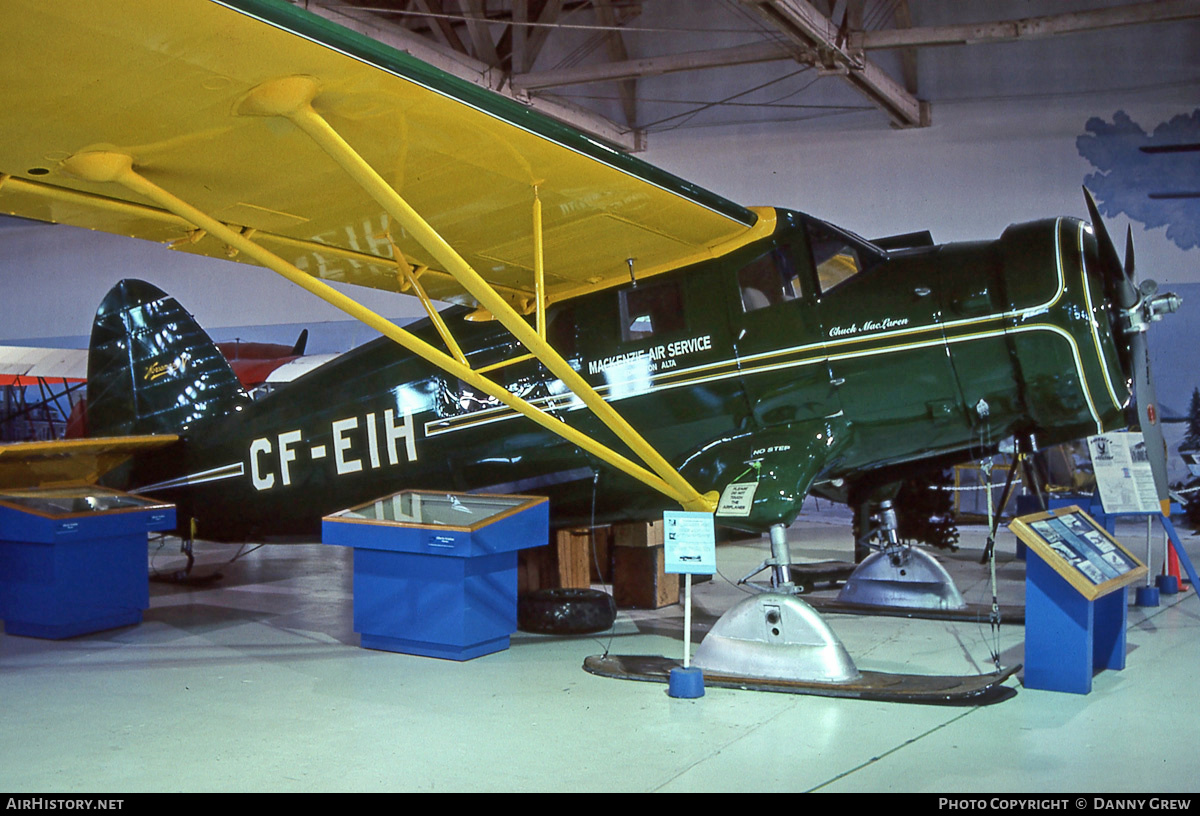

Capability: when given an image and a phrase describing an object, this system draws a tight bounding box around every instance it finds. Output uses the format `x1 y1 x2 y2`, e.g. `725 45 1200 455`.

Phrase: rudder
87 279 249 436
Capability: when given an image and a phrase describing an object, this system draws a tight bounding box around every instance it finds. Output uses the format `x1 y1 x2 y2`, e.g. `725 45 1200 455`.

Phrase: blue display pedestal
0 488 175 639
1024 549 1128 694
1012 506 1148 695
324 491 549 661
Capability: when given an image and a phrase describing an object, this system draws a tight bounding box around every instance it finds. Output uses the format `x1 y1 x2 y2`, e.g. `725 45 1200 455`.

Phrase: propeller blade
1124 225 1136 284
1084 187 1137 309
1129 329 1171 510
1084 197 1178 513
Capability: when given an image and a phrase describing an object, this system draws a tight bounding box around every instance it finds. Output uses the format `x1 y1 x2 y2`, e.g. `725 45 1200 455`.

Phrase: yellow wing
0 0 770 308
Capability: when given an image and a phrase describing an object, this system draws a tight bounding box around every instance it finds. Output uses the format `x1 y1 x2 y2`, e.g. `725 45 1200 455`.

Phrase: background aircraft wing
0 0 769 308
0 346 88 386
262 353 344 384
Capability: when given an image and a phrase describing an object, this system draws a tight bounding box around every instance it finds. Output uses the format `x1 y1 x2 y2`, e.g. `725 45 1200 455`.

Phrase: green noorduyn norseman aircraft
0 0 1183 700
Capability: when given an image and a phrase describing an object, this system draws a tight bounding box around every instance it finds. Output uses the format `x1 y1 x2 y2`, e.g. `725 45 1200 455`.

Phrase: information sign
1088 431 1160 514
663 511 716 575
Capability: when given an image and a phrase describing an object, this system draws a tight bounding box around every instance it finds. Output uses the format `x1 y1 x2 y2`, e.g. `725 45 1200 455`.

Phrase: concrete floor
1 502 1197 793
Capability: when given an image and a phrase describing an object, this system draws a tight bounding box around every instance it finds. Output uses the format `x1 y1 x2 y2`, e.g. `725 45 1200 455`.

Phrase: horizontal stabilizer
0 435 178 489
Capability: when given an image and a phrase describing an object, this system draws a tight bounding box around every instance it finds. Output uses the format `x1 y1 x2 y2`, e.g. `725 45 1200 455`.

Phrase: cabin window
737 247 802 312
806 219 885 293
620 280 684 342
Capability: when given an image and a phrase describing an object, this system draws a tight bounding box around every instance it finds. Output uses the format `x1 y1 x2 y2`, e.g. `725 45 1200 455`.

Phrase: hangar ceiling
297 0 1200 151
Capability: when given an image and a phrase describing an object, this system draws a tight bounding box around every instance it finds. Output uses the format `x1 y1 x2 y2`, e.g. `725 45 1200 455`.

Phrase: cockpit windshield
805 218 886 294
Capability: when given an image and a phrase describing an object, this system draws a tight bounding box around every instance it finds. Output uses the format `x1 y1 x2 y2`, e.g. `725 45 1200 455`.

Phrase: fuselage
123 207 1131 539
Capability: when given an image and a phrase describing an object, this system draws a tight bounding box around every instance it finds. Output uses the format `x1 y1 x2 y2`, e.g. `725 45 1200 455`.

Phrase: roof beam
523 0 565 72
301 1 642 151
513 0 1200 92
411 0 471 54
511 0 529 73
594 0 638 129
456 0 501 65
741 0 927 128
853 0 1200 51
890 0 918 95
513 40 796 90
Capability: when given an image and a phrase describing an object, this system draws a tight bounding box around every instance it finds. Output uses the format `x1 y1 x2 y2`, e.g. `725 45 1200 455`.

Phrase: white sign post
663 511 717 698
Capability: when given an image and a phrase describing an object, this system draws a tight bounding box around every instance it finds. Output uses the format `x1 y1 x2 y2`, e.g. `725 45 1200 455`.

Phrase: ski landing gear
837 499 967 611
691 523 860 685
805 497 1022 622
583 521 1019 703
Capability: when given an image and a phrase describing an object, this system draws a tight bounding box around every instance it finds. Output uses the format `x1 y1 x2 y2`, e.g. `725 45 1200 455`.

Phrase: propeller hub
1122 288 1182 334
1147 291 1183 320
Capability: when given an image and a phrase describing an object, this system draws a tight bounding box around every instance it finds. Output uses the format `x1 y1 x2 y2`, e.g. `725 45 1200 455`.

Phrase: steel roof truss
742 0 926 128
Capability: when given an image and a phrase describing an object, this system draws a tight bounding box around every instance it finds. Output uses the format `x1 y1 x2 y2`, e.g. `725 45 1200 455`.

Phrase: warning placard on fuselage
716 482 756 517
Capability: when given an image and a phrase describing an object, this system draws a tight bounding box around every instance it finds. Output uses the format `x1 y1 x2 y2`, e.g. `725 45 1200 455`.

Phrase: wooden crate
518 526 593 594
611 521 677 609
553 527 592 589
613 519 663 548
612 545 679 609
588 526 614 583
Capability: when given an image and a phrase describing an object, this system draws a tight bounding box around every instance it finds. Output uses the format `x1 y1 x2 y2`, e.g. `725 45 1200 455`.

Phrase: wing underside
0 0 771 510
0 346 89 385
0 0 766 307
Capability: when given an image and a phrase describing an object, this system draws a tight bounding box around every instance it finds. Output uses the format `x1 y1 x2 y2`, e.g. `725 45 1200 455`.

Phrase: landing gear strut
703 522 860 684
736 523 797 592
839 498 966 611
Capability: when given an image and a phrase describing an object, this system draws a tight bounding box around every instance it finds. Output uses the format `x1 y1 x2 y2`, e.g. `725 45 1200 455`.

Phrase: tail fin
291 328 308 357
87 279 249 436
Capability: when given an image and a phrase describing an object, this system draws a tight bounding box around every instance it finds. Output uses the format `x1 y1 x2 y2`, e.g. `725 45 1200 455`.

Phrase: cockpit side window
806 219 884 294
737 246 801 313
620 279 685 342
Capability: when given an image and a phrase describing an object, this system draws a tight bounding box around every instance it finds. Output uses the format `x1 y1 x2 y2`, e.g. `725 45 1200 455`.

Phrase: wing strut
239 75 715 512
533 185 547 340
392 245 469 367
59 149 716 512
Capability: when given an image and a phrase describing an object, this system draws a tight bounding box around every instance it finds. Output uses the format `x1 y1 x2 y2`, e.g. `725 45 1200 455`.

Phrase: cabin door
727 243 841 428
820 246 964 458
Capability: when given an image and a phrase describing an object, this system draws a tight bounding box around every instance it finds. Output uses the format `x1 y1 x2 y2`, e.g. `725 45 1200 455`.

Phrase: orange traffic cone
1168 543 1191 592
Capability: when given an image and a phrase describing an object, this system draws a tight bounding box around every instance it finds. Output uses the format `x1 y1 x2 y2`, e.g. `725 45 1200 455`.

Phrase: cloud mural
1077 109 1200 251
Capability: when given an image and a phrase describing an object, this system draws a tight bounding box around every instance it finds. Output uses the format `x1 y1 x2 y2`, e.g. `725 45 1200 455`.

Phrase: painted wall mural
1077 109 1200 251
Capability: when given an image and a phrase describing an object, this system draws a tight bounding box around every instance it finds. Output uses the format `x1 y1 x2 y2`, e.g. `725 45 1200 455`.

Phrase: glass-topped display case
324 490 548 660
0 486 175 639
0 486 172 518
329 490 540 531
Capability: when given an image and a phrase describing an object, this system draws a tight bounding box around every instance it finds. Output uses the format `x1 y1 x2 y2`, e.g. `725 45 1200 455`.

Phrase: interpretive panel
1009 505 1146 601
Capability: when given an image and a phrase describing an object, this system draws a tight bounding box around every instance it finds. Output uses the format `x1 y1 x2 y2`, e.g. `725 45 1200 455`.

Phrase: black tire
517 588 616 635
